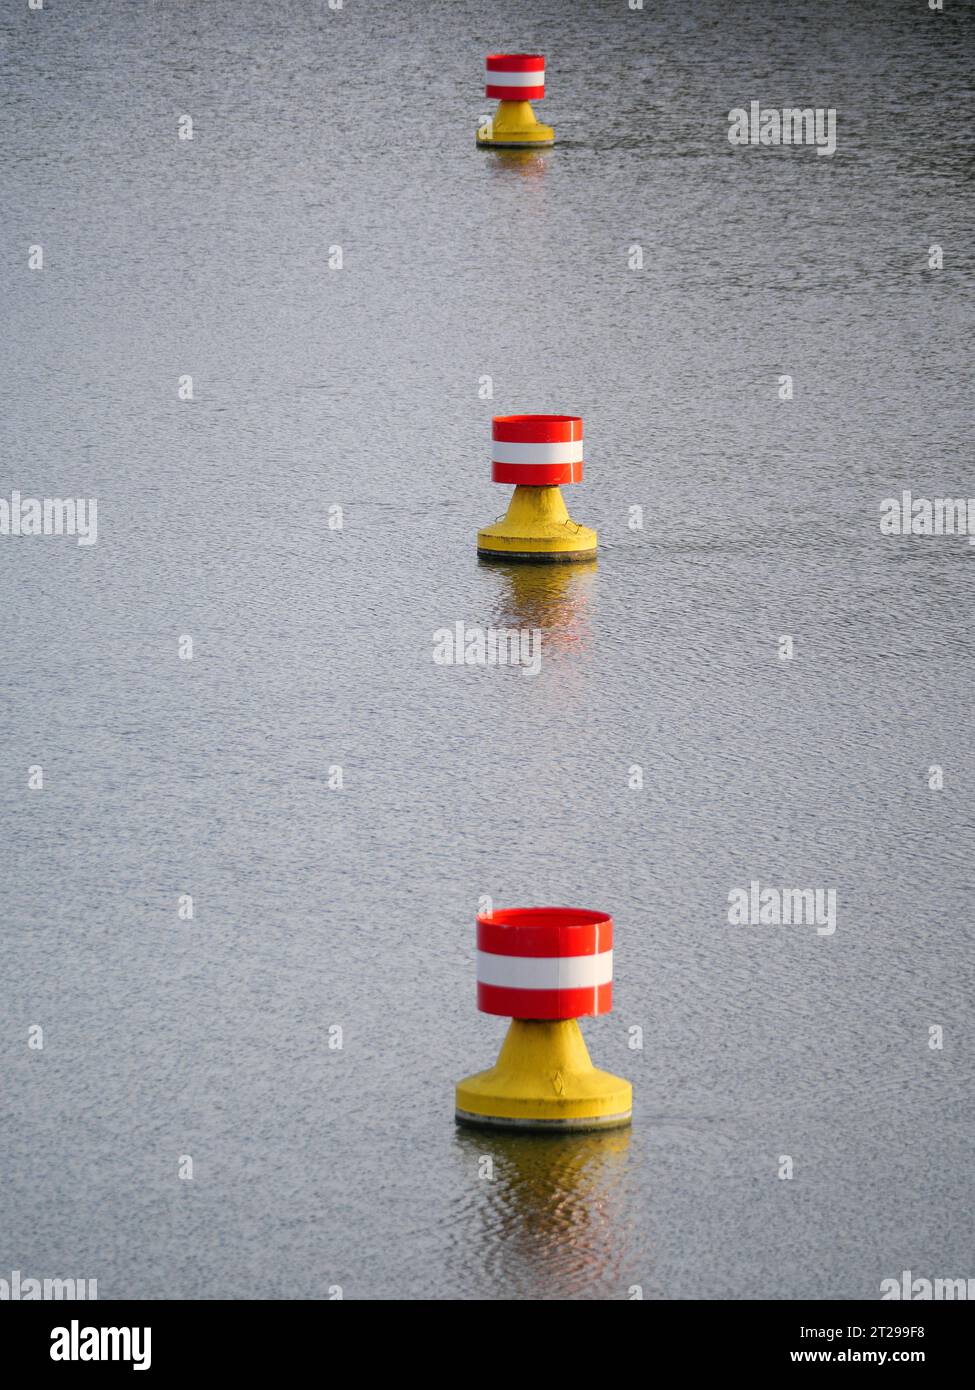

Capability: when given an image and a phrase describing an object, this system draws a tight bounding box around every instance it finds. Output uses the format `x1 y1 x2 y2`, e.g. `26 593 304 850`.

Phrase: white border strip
487 69 545 88
477 950 612 990
491 440 583 465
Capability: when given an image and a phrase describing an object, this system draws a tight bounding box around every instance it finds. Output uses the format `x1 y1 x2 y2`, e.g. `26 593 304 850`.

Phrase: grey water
1 0 973 1300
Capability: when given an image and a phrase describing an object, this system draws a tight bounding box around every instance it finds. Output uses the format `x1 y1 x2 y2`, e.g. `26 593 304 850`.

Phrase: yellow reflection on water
486 148 551 177
451 1125 634 1297
483 558 597 657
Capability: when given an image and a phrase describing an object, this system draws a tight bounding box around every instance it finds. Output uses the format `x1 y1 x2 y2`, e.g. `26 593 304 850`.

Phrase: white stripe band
477 950 612 990
491 440 583 465
487 70 545 87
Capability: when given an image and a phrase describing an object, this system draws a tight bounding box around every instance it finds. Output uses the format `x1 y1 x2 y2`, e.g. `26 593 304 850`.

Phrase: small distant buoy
477 414 597 562
455 907 633 1132
476 54 555 148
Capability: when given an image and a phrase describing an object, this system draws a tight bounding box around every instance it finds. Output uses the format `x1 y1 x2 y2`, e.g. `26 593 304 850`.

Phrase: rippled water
2 0 973 1299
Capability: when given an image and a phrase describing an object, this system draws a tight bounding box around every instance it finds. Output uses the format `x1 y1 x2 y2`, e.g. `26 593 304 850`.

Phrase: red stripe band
493 414 582 444
486 54 544 71
477 982 613 1020
491 461 581 484
477 907 612 957
486 84 545 100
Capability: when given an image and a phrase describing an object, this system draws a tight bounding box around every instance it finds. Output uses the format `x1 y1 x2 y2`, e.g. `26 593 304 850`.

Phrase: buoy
476 54 555 148
455 907 633 1132
477 414 597 562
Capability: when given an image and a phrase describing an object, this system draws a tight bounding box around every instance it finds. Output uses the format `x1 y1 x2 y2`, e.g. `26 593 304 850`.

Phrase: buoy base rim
454 1077 633 1127
455 1107 632 1133
476 135 555 148
477 546 596 564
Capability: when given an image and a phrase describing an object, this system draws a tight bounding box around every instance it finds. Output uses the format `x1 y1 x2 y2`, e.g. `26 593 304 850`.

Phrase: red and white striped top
485 54 545 102
491 414 583 486
476 907 613 1019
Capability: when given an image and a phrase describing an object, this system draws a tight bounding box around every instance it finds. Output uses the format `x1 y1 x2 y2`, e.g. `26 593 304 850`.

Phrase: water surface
1 0 973 1299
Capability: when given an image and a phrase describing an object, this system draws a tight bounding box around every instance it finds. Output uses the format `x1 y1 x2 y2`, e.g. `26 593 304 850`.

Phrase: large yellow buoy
476 54 554 148
477 415 597 562
455 907 633 1132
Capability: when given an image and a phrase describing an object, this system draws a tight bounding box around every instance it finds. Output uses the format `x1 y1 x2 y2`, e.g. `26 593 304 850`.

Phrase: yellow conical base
478 485 597 563
476 99 555 148
456 1019 632 1132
